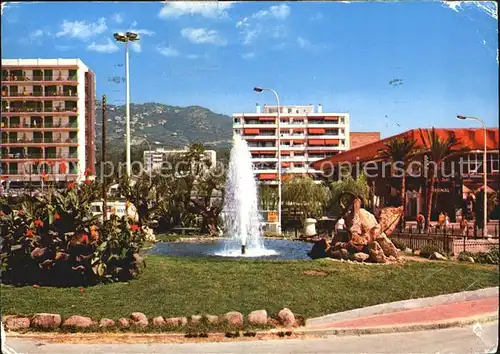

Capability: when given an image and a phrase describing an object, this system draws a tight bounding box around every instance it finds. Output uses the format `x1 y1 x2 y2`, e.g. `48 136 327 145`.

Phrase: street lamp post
254 87 282 235
114 32 140 178
457 115 488 237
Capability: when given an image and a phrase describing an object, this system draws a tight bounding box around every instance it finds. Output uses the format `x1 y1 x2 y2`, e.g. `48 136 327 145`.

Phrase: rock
31 313 61 329
248 310 268 326
376 234 399 258
368 241 386 263
117 318 130 328
99 318 115 328
308 238 330 259
414 250 421 256
190 315 202 325
152 316 165 326
130 312 148 327
359 209 381 241
430 252 446 260
404 247 413 254
223 311 244 327
3 316 30 331
329 248 349 260
165 317 188 326
205 315 219 324
466 256 475 263
353 252 369 262
379 206 403 236
62 315 93 328
277 308 296 327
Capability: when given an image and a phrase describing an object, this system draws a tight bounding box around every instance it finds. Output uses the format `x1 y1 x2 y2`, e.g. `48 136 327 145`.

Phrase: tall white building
232 104 350 183
143 148 217 172
1 58 96 191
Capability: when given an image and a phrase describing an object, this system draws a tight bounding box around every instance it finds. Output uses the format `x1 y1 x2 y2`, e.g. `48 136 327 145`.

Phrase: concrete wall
349 132 381 150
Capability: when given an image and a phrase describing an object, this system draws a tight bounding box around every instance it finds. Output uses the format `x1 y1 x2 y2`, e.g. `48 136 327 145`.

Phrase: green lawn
1 256 498 320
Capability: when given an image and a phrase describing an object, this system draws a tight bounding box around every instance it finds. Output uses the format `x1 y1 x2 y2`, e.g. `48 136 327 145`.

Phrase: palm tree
419 128 467 230
377 137 419 229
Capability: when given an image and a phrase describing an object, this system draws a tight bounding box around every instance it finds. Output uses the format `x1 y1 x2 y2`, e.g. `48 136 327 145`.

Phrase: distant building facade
1 58 96 193
232 104 351 183
143 148 217 172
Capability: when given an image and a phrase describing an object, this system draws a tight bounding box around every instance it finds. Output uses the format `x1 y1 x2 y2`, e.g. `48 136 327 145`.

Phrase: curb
298 312 498 336
306 287 499 327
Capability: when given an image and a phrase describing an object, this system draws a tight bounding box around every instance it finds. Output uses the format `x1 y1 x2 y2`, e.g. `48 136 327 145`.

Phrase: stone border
2 308 298 333
305 287 499 327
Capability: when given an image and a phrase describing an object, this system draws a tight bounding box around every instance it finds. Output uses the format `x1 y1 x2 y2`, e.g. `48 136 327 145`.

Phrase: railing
3 91 77 97
0 138 78 144
2 76 78 82
2 123 78 129
1 107 78 113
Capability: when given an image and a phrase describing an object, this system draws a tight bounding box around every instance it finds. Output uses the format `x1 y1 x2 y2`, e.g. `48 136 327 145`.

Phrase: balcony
2 91 78 100
1 122 78 130
1 75 78 84
0 153 78 161
1 106 78 115
1 137 78 146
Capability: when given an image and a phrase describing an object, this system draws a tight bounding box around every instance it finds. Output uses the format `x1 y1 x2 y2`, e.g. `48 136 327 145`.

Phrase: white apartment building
233 104 350 183
143 148 217 172
1 59 96 190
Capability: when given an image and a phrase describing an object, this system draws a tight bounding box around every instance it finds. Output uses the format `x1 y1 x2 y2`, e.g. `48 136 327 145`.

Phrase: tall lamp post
457 115 488 237
254 87 282 235
113 32 140 178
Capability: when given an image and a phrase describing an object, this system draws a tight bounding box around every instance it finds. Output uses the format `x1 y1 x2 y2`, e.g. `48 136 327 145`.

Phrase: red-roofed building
313 128 499 221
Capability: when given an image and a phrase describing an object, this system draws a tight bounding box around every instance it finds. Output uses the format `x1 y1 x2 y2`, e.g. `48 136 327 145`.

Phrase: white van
91 201 139 222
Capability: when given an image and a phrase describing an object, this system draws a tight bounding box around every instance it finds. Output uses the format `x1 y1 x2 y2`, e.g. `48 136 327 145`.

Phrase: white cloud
442 1 497 20
31 29 44 37
159 1 233 19
56 17 107 40
186 53 209 60
55 44 72 51
253 4 290 20
87 38 119 53
241 52 255 60
236 17 260 45
130 41 141 53
181 28 227 45
297 36 325 51
157 45 180 57
111 12 123 23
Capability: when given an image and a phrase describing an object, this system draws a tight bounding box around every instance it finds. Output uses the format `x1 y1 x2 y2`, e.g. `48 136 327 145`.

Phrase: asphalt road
4 321 498 354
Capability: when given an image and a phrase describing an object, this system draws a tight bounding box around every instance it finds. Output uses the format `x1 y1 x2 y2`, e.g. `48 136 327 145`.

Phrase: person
438 212 445 229
334 216 348 242
460 217 468 236
417 212 425 233
444 212 450 230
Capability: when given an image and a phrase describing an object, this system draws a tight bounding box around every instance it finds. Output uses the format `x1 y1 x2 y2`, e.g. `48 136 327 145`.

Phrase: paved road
5 321 498 354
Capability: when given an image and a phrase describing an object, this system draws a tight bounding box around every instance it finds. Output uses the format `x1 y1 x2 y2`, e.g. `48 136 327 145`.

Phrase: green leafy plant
419 243 440 258
0 182 146 286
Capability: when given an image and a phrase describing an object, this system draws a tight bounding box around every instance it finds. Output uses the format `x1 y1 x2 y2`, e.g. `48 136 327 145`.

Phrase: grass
1 255 498 321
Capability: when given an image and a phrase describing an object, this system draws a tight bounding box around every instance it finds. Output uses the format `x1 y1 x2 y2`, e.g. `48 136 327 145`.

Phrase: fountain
215 135 278 257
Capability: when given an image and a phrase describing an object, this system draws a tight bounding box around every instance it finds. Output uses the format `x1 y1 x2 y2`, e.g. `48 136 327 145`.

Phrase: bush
458 248 499 265
419 243 440 258
390 238 407 251
0 183 146 286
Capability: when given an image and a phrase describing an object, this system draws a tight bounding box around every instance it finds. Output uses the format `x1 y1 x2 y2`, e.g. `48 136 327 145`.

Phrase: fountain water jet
215 135 277 257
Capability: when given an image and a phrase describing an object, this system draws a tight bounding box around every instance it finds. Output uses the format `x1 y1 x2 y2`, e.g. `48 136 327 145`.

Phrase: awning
308 139 325 146
258 116 276 121
280 151 291 155
252 151 275 155
324 139 339 146
308 128 325 134
244 128 259 135
259 173 277 180
282 162 291 167
324 116 339 121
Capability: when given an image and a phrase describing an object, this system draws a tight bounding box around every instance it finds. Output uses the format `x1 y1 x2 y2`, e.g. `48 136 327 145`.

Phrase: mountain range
94 102 233 150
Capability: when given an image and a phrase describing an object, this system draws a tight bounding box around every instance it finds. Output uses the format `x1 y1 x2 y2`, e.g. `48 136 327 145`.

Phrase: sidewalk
305 297 498 330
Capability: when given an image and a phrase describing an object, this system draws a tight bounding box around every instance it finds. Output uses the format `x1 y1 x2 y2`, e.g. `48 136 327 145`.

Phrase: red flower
130 224 140 233
67 182 76 190
79 287 85 292
54 213 61 221
33 284 40 289
48 160 55 167
25 228 35 237
81 234 89 244
84 168 92 177
0 210 4 216
59 162 68 174
17 210 23 215
84 179 92 185
34 219 44 228
41 173 49 181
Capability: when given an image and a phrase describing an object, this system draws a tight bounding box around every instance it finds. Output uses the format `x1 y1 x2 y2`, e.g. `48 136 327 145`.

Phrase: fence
403 223 499 238
391 232 499 255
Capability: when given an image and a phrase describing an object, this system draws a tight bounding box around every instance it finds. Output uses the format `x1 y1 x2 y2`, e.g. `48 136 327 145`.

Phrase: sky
1 1 498 137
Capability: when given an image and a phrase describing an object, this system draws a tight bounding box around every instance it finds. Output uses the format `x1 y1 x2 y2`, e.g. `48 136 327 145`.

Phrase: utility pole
102 94 108 221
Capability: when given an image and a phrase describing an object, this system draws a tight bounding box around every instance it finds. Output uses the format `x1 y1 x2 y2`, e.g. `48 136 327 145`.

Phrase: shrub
419 243 440 258
457 248 499 265
0 183 146 286
390 238 407 251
